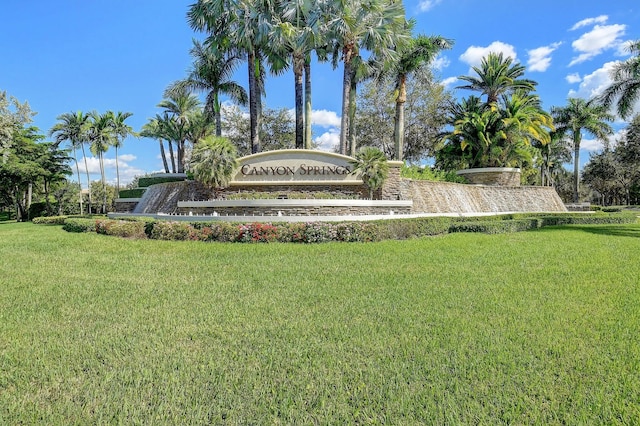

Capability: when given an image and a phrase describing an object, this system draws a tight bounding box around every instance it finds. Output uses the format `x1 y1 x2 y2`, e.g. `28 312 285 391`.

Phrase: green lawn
1 222 639 424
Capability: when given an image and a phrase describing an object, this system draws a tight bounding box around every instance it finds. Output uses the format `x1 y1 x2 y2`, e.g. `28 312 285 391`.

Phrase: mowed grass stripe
0 222 639 424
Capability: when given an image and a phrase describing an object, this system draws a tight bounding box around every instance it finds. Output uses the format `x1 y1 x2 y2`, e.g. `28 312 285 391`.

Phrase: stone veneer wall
405 180 567 213
177 205 411 216
456 168 521 186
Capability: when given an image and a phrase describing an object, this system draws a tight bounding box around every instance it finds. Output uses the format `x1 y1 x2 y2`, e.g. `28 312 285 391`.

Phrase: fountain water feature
132 181 209 214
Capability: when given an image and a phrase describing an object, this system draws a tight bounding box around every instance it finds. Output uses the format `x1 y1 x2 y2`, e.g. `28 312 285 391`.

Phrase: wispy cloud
570 15 608 31
527 42 562 72
417 0 442 13
565 73 582 84
431 55 451 71
441 76 459 88
311 109 341 128
569 24 626 66
567 61 617 99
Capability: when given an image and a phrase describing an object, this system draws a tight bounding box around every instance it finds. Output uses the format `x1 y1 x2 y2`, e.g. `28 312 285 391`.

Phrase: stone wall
177 205 411 216
456 168 521 186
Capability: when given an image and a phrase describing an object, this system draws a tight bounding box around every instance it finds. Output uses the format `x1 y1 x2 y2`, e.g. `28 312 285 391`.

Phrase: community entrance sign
230 149 362 186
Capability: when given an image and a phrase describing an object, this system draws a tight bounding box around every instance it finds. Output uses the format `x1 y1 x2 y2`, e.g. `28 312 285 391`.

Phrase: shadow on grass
538 223 640 239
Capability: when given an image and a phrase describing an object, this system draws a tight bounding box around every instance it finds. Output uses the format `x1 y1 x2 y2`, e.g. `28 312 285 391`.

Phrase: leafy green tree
457 52 537 104
49 111 92 213
190 136 238 198
598 40 640 120
551 98 614 202
384 34 453 160
356 67 452 161
168 39 248 137
533 130 572 187
222 104 296 155
349 146 389 199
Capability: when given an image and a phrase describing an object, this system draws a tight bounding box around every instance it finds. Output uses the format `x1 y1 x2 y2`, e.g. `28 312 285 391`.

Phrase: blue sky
2 0 639 187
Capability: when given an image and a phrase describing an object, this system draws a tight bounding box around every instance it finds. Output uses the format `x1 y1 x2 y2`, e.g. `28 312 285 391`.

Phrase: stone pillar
381 161 404 200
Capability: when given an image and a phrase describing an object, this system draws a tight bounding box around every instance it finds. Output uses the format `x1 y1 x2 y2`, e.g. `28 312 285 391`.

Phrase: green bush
449 218 542 234
33 215 68 225
138 176 185 188
95 219 147 239
118 188 146 198
63 218 97 233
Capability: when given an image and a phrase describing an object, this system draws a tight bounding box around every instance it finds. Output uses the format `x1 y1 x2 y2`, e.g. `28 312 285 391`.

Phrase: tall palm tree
188 0 278 154
167 39 248 137
140 117 170 173
551 98 614 202
85 111 114 213
386 33 453 160
598 39 640 120
323 0 409 155
270 0 322 149
457 52 537 105
158 87 201 173
49 111 91 213
190 135 238 198
108 111 135 192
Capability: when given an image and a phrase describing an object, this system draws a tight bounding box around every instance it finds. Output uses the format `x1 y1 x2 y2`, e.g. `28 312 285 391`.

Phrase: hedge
138 176 185 188
118 188 146 198
46 212 639 243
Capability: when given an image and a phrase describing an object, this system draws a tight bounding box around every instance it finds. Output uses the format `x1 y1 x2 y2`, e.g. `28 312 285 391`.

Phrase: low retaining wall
176 199 412 216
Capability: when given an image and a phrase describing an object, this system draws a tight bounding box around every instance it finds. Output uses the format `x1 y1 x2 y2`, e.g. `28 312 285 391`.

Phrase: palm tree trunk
72 145 83 214
214 92 222 137
81 143 92 213
178 140 185 173
249 48 261 154
167 140 176 173
294 53 304 149
339 46 354 156
573 134 581 203
348 72 357 157
394 74 407 161
304 58 312 149
115 145 120 192
159 140 170 173
99 151 107 213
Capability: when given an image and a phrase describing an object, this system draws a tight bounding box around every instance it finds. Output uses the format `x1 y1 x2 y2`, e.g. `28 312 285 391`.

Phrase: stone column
381 161 404 200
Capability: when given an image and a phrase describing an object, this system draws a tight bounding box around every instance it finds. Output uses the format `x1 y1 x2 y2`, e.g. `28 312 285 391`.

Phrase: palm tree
108 111 135 192
167 39 248 137
598 39 640 120
534 130 571 186
323 0 409 155
188 0 277 154
140 117 170 173
49 111 91 213
190 136 238 198
551 98 614 202
457 52 537 105
270 1 322 149
85 111 113 213
158 87 201 173
349 146 389 199
386 33 453 160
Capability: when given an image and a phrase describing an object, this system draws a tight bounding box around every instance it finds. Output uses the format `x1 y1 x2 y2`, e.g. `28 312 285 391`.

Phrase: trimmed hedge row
138 176 185 188
32 215 98 226
47 212 639 242
118 188 146 198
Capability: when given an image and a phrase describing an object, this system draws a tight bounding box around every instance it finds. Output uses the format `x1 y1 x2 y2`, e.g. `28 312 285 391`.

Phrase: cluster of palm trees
49 110 135 214
186 0 449 159
437 39 640 203
438 53 554 171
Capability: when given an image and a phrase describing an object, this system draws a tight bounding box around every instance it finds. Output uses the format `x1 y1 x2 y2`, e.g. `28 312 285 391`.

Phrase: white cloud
311 109 341 128
569 24 626 66
314 129 339 152
565 73 582 84
431 55 451 71
570 15 608 31
581 137 604 152
527 42 562 72
441 76 460 88
459 41 518 70
417 0 442 13
567 61 617 99
119 154 137 162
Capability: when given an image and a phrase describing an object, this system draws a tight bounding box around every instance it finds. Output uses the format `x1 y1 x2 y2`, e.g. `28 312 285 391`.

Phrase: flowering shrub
96 219 147 239
149 221 193 240
237 222 279 243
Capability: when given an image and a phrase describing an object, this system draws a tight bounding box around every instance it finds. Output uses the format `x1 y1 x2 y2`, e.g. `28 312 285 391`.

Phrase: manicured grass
1 222 639 423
